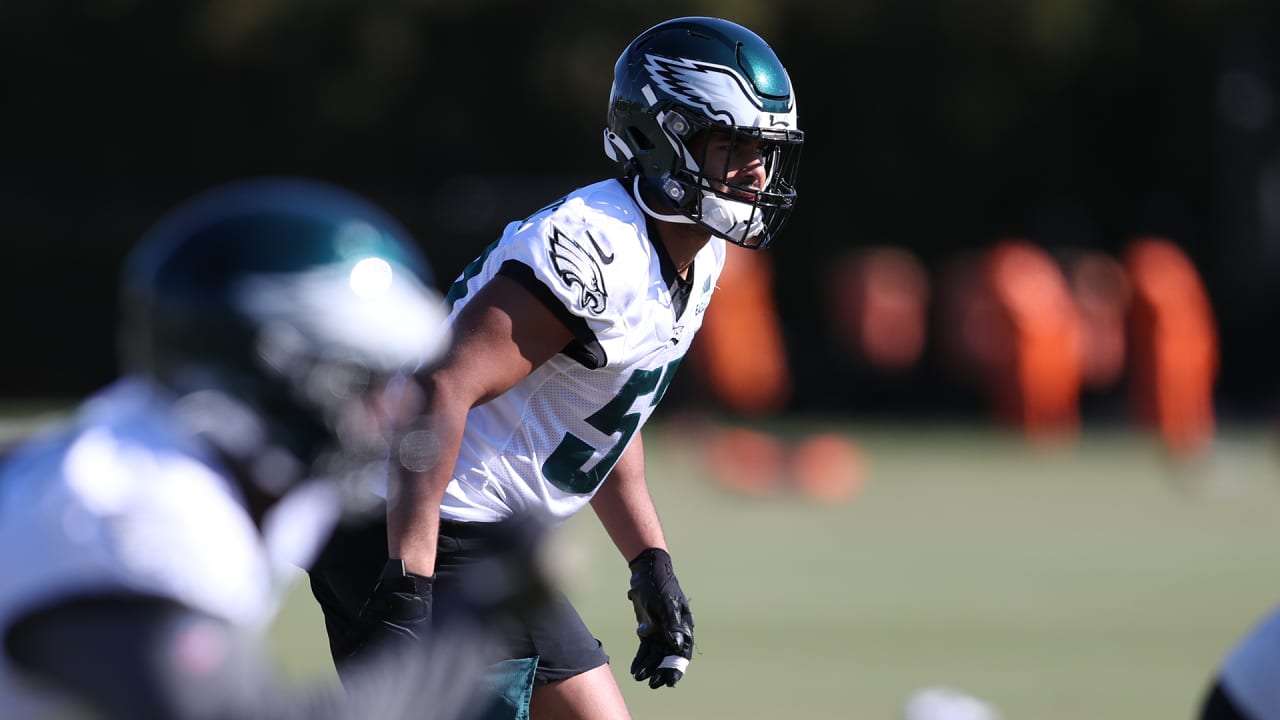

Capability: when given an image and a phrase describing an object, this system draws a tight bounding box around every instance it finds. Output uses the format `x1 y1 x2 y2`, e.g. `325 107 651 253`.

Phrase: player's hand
626 548 695 688
336 559 433 660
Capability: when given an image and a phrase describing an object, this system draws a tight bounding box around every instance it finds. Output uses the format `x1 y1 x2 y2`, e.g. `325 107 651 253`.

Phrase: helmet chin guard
699 192 766 245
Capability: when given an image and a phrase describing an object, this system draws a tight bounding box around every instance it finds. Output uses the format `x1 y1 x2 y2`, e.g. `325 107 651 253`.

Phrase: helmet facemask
660 111 802 249
131 292 436 512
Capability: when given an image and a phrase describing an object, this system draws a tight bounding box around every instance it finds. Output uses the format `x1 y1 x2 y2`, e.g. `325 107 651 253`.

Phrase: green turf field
263 419 1280 720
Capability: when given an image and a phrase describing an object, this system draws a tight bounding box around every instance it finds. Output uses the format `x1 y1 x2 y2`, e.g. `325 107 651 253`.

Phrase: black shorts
307 511 610 687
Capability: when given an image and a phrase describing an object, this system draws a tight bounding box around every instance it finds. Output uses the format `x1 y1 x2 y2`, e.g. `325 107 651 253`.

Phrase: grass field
259 418 1280 720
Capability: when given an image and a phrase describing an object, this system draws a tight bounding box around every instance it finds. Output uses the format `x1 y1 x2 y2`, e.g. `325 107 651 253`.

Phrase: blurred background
4 0 1280 426
4 0 1280 717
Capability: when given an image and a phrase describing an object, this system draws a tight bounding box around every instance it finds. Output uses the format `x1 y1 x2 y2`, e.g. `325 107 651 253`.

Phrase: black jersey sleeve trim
497 260 607 369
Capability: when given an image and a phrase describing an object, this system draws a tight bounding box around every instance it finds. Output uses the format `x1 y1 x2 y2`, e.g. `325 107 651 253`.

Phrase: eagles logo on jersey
548 226 608 315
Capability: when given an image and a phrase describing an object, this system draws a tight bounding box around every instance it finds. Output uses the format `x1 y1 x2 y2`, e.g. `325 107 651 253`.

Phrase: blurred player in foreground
308 15 804 719
902 686 1001 720
0 177 524 719
1199 602 1280 720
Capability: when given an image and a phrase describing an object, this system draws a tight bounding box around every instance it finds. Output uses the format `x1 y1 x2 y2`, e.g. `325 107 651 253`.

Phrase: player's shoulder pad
515 182 649 320
59 427 272 625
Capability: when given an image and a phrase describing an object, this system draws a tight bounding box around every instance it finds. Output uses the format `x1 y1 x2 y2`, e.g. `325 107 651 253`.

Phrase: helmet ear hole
626 126 655 151
662 112 691 137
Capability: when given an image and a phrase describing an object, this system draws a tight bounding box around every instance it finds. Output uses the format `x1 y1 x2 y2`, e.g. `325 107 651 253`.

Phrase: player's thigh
434 520 610 686
528 663 630 720
307 512 389 647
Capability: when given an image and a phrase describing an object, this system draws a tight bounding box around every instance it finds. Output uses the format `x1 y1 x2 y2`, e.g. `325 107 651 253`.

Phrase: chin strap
631 174 765 246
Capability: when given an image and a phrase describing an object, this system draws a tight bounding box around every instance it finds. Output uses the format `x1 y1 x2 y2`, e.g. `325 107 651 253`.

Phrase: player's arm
343 271 576 663
589 434 667 562
591 436 696 689
390 273 574 577
4 593 467 720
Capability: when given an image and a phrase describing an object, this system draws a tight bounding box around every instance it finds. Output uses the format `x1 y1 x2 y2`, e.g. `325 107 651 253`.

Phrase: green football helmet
604 17 803 249
119 177 449 498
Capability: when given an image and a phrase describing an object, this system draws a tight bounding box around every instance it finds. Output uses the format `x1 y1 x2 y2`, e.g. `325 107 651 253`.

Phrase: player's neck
636 183 707 280
654 222 708 280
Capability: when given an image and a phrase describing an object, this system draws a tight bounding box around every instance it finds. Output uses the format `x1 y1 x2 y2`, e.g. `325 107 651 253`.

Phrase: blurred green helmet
604 17 803 249
120 177 449 491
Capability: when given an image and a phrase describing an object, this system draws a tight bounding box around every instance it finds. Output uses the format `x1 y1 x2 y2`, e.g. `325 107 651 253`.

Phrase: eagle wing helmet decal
643 54 770 127
548 226 608 315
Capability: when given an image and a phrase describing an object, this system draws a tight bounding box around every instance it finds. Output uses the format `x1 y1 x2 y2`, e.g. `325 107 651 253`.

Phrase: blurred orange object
702 426 787 495
827 247 930 373
692 248 791 415
789 433 867 504
981 239 1084 443
1123 237 1218 457
1064 251 1132 392
935 253 992 384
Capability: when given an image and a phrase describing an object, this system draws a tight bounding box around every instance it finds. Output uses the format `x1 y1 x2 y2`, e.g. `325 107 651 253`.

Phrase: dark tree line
2 0 1277 418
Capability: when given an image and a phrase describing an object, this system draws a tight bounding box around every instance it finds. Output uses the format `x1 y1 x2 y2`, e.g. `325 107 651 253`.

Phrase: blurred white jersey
1220 602 1280 720
0 378 340 717
437 179 725 523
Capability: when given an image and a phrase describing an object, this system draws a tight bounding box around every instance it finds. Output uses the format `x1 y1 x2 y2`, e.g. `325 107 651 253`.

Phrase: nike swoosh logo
585 231 615 264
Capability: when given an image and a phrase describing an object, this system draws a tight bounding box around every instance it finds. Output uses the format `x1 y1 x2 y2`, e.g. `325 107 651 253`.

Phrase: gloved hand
336 558 433 661
626 548 695 688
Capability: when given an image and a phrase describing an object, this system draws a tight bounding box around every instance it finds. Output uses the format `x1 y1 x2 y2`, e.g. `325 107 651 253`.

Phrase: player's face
694 130 768 200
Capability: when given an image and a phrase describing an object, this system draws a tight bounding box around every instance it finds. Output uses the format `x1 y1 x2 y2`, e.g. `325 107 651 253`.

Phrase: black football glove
335 558 433 661
627 548 695 688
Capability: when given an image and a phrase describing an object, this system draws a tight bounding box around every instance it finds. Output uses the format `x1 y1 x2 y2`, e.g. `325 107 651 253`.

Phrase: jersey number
444 239 500 310
542 359 681 494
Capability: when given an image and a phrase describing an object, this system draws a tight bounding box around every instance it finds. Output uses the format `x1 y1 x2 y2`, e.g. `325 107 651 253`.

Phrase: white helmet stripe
233 261 449 373
643 53 796 128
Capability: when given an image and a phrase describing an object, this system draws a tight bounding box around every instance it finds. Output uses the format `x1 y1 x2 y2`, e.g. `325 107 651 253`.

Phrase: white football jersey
1220 602 1280 720
0 378 340 717
437 179 725 523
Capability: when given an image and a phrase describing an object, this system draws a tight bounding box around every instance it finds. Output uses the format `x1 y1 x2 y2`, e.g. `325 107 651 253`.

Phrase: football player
307 16 804 719
0 177 492 719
